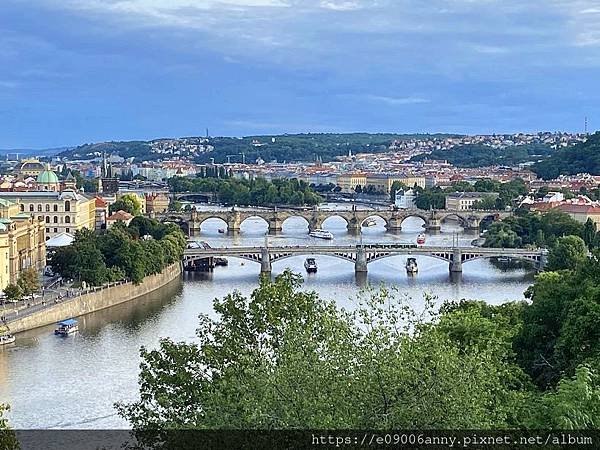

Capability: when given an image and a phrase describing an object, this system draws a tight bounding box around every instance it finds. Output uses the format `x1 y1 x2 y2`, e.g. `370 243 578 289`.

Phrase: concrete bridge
157 207 511 235
183 244 547 274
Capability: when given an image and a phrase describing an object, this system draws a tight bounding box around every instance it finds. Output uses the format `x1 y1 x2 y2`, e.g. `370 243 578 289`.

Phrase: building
395 188 416 209
0 190 96 240
106 210 134 228
95 197 109 230
17 159 46 178
145 192 170 214
365 174 426 194
337 172 367 193
35 166 61 192
445 192 499 210
556 204 600 227
0 199 45 290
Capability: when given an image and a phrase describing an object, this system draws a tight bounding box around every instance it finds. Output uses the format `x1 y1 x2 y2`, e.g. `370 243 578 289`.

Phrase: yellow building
145 192 170 214
365 174 426 194
0 190 96 240
17 159 46 178
0 199 45 290
337 172 367 193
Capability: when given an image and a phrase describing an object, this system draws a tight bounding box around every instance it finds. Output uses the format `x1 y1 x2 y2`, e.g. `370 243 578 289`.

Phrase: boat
363 218 377 227
54 319 79 336
309 229 334 240
497 256 510 263
214 257 228 267
416 233 426 245
218 228 225 234
304 257 318 273
405 257 418 274
0 334 15 346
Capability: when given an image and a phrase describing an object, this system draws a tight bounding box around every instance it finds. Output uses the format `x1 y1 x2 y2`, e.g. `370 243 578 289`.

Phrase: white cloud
358 95 430 106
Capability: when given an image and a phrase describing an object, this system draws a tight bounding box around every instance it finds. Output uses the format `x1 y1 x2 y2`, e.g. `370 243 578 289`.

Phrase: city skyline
1 0 599 148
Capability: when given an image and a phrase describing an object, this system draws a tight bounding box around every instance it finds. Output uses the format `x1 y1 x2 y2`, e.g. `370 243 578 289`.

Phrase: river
0 207 535 428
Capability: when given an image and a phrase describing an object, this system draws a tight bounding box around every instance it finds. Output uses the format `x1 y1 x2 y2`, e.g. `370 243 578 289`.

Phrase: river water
0 206 535 429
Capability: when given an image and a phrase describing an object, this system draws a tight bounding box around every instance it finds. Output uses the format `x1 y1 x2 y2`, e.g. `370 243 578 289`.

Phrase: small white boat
363 218 377 227
54 319 79 336
304 257 318 273
416 233 426 245
406 257 418 274
309 229 334 240
0 334 15 345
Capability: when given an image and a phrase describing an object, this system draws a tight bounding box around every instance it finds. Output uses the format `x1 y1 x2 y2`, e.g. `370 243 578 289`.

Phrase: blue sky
1 0 599 148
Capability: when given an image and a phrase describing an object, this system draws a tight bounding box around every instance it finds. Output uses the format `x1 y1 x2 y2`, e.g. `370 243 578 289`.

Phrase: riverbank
5 263 182 334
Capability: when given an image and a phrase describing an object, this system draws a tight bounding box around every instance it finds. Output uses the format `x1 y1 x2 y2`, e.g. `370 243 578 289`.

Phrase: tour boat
363 218 377 227
0 334 15 346
416 233 426 245
405 257 418 274
309 229 334 240
54 319 79 336
304 257 318 273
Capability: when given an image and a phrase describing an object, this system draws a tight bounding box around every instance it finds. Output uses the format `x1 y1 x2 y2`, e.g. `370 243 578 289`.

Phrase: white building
395 188 416 209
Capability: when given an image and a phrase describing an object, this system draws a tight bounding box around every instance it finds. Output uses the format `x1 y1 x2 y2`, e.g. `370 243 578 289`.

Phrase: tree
117 271 532 435
110 194 142 216
582 218 597 249
354 184 362 194
17 268 40 299
546 235 588 271
169 200 182 212
0 404 18 450
537 364 600 429
3 284 22 302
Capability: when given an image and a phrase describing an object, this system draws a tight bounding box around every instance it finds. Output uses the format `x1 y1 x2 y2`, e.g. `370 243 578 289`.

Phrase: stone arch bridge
156 207 511 235
183 244 547 274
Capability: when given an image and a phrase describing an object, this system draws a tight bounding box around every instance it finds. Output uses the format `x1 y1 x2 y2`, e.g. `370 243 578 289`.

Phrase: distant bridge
183 244 547 274
156 206 511 235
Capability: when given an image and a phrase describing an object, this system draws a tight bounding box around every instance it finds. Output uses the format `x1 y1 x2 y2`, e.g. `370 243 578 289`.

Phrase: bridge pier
227 212 241 235
355 247 368 273
347 217 360 235
425 218 441 232
386 216 403 234
260 248 272 275
268 217 283 235
449 249 463 273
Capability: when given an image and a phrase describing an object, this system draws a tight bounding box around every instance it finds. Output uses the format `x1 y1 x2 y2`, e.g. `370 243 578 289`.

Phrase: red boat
416 233 426 245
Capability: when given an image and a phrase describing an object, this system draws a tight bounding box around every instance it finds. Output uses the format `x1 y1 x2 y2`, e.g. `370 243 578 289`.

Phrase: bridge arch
439 213 468 228
271 253 356 264
281 215 310 231
367 253 452 264
461 254 541 266
320 214 349 229
399 214 428 229
197 216 229 231
360 214 389 227
239 215 269 230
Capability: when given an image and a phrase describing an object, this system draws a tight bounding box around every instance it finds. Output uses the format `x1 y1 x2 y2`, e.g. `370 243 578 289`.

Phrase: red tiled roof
107 210 133 221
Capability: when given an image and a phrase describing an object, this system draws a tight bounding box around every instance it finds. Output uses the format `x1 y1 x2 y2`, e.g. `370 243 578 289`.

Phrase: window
45 204 50 212
53 216 58 223
53 204 58 212
29 204 34 212
37 205 42 212
46 228 50 233
54 228 58 233
65 201 71 212
19 204 24 212
66 228 70 233
45 216 50 223
38 216 43 222
65 216 71 224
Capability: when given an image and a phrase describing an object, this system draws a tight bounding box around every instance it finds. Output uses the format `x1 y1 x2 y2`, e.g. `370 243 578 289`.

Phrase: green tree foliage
2 284 22 302
16 268 40 298
168 176 321 207
537 364 600 429
546 235 588 271
109 193 142 215
533 132 600 180
0 404 18 450
50 220 186 286
515 252 600 388
412 143 554 168
484 210 584 248
117 272 535 432
582 218 597 249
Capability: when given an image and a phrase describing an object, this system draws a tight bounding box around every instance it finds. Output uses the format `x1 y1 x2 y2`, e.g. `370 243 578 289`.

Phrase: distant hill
411 142 554 168
0 147 69 158
532 132 600 180
58 133 460 163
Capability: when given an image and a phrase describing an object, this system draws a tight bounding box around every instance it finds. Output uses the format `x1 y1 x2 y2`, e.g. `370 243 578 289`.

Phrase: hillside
58 133 458 163
532 132 600 179
410 143 554 168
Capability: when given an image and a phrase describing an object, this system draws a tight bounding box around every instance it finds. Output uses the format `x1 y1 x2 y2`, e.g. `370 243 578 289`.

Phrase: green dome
36 170 59 184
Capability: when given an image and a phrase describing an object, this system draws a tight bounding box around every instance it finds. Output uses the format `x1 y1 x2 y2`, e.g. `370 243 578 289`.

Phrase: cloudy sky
1 0 599 148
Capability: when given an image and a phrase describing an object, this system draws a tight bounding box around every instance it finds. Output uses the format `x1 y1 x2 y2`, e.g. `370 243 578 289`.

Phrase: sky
1 0 599 148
